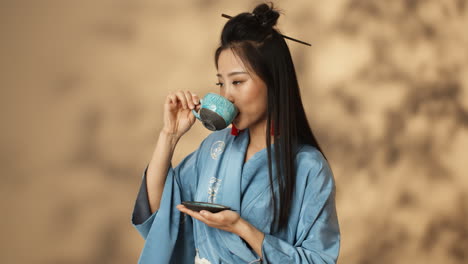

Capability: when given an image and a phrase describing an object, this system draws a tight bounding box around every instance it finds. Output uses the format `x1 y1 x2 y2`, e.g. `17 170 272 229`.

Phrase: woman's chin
232 115 241 127
232 120 244 130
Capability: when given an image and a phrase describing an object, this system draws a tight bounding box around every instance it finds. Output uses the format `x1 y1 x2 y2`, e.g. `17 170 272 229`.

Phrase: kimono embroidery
195 250 212 264
208 177 222 203
210 140 225 160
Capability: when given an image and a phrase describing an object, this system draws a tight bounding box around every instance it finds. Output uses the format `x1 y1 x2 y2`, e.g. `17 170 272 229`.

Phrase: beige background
1 0 467 263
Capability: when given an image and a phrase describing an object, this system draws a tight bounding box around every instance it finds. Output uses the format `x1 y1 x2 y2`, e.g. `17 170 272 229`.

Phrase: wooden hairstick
221 13 312 46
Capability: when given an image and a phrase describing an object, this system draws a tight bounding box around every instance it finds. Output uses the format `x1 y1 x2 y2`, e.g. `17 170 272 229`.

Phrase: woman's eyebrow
216 71 249 77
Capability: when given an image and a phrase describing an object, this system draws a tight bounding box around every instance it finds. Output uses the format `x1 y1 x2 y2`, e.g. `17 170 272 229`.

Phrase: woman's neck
247 118 273 150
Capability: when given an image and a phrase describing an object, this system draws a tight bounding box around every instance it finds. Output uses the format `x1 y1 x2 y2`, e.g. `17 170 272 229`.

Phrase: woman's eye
233 81 243 85
215 82 224 87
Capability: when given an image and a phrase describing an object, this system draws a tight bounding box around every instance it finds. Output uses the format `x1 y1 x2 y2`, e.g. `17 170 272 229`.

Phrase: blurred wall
1 0 467 263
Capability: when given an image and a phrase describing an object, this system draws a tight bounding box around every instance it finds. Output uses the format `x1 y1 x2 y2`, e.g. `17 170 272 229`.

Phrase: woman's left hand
177 204 265 258
176 204 242 235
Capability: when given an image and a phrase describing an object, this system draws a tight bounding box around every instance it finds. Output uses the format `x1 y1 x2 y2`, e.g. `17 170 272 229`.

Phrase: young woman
131 3 340 264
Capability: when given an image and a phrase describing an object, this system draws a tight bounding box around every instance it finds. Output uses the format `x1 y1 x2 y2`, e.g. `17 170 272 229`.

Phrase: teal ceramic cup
192 93 239 131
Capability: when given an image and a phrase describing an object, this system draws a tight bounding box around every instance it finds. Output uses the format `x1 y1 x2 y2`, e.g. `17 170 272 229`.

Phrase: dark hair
215 2 326 231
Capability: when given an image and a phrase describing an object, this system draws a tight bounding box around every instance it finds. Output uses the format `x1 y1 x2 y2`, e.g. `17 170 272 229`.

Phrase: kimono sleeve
261 157 341 264
131 149 200 240
131 165 156 239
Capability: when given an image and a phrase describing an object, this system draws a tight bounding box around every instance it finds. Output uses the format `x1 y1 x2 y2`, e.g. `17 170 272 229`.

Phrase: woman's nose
223 87 235 103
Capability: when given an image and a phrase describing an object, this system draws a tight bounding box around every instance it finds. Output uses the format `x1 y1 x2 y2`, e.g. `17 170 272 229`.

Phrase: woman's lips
233 112 240 126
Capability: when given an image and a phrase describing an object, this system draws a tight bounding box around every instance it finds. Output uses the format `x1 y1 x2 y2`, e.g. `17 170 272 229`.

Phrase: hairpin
221 13 311 46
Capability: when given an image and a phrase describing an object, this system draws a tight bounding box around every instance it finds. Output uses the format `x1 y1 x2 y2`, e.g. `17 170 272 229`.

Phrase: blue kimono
131 127 340 263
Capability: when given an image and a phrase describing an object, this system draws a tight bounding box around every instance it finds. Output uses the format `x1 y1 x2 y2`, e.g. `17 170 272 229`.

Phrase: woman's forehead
218 49 245 68
217 49 249 75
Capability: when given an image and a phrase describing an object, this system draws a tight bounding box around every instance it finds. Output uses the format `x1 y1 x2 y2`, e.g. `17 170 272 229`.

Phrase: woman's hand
177 204 265 257
176 204 241 234
162 91 200 139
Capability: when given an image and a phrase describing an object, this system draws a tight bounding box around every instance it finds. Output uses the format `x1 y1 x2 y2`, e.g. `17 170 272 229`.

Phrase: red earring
231 124 240 136
270 121 279 136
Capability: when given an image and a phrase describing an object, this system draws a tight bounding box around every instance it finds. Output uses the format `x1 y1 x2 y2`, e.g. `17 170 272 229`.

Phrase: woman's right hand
162 90 200 139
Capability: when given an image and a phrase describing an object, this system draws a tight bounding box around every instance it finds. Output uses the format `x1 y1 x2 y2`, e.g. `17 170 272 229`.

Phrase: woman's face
216 48 268 130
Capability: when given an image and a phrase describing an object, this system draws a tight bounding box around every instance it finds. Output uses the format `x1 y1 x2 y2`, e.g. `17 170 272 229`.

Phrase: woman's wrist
157 129 180 152
235 219 265 258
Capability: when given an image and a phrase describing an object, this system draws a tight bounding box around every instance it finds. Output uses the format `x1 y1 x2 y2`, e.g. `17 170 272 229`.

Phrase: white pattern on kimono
208 177 222 203
210 141 225 160
195 251 212 264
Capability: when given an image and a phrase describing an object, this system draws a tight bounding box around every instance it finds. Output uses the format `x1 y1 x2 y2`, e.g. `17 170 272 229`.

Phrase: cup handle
192 109 201 120
191 99 202 120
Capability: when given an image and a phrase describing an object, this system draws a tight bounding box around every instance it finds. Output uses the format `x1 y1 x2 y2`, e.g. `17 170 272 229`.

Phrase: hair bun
252 3 280 28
